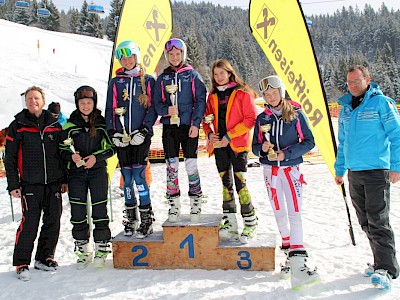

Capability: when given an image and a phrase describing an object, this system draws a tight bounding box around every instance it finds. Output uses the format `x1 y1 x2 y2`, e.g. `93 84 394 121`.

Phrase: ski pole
108 184 113 222
10 194 15 222
341 184 356 246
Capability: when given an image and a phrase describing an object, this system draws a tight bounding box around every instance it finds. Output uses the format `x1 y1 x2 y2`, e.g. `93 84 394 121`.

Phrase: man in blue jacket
334 65 400 290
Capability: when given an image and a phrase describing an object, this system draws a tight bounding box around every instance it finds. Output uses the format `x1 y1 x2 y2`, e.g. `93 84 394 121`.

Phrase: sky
0 18 400 299
51 0 400 16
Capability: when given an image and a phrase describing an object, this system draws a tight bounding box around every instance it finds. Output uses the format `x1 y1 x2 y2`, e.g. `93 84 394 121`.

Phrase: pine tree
13 4 30 25
78 0 89 35
84 11 103 38
105 0 123 41
68 8 80 34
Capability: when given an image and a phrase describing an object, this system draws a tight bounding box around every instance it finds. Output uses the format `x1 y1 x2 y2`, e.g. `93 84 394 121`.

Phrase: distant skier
252 75 320 289
48 101 68 126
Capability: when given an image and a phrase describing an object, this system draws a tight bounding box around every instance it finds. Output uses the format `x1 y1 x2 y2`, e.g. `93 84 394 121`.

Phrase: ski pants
214 146 254 216
116 138 151 206
349 169 399 279
163 125 202 197
13 182 62 266
68 167 111 243
263 164 305 252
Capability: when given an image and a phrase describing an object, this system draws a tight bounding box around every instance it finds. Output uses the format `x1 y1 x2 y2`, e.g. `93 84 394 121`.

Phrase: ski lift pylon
37 8 51 17
15 1 29 9
88 2 105 14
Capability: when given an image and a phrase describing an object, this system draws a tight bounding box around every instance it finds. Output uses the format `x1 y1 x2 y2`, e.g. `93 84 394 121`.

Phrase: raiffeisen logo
142 6 168 68
254 4 323 128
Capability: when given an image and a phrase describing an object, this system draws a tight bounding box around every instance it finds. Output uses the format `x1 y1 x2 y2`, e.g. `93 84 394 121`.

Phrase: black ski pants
348 169 399 279
68 166 111 243
13 182 62 266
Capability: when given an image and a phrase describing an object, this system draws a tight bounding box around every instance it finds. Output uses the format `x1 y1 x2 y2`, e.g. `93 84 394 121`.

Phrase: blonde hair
210 59 258 98
138 63 149 108
24 86 45 102
280 100 298 123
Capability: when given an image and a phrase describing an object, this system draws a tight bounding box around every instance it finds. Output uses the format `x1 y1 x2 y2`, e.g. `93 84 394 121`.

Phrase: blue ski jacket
105 71 157 135
334 82 400 176
153 65 206 128
252 101 315 167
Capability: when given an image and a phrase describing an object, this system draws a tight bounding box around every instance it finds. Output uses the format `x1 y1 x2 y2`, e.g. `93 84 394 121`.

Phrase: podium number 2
132 245 149 266
180 234 195 258
237 251 252 270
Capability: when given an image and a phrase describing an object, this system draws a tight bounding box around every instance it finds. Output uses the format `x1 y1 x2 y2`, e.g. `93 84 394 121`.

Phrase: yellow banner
249 0 337 177
109 0 173 77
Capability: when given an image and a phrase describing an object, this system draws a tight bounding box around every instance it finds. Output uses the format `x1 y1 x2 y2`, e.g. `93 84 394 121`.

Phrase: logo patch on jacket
48 134 55 141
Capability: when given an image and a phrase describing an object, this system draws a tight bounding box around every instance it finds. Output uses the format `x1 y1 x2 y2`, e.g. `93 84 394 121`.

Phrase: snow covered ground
0 19 399 299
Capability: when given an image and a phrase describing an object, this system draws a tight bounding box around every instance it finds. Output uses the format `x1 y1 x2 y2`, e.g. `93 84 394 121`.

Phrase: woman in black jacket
60 86 115 269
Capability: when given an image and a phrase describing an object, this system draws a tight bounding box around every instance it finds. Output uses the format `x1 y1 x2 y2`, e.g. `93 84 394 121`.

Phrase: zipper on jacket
128 78 134 134
40 127 48 184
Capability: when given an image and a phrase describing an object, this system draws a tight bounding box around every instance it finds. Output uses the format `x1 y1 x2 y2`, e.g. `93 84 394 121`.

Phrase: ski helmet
258 75 286 99
115 40 141 64
74 85 97 110
164 38 187 65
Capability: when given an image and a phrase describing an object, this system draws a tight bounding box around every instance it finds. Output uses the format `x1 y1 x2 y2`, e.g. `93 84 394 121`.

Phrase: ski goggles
115 47 133 60
75 90 95 100
258 76 282 92
165 39 184 52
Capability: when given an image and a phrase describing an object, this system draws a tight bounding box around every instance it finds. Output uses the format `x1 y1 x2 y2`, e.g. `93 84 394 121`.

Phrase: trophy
114 107 131 143
63 138 86 168
165 84 180 125
203 114 222 148
260 124 277 160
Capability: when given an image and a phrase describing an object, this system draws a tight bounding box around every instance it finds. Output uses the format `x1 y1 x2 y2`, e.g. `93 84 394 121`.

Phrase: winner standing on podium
154 38 206 223
105 40 157 238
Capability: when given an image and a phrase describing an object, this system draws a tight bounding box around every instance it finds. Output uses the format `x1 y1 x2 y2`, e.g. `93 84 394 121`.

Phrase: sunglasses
259 77 282 92
115 48 133 60
165 39 184 52
75 90 95 100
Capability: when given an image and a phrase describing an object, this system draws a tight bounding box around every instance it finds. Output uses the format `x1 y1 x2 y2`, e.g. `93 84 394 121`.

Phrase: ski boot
219 213 239 241
166 194 181 223
364 263 374 277
16 265 30 281
74 240 92 270
239 211 258 244
93 240 111 268
280 246 291 280
189 194 203 222
289 251 320 290
136 204 155 239
371 269 392 291
122 205 139 236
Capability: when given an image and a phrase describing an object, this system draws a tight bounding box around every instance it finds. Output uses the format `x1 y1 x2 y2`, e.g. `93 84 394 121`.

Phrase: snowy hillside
0 19 399 299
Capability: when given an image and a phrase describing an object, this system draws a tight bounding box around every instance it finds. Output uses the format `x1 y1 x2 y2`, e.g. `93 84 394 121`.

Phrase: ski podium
111 214 276 271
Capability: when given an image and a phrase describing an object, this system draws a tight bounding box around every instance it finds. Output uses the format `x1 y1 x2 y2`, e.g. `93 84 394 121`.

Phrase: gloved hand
112 133 130 147
130 129 146 146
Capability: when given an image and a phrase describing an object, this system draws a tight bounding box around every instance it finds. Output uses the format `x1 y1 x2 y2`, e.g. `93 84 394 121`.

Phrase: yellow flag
107 0 173 181
249 0 337 177
109 0 173 77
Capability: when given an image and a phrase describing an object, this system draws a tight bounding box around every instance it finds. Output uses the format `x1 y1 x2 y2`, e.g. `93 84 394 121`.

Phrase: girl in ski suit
252 75 319 288
202 59 258 244
153 38 206 223
60 85 115 269
105 40 157 238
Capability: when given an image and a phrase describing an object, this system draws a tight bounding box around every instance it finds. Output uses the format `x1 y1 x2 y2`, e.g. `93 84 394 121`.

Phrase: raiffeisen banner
109 0 173 77
249 0 337 178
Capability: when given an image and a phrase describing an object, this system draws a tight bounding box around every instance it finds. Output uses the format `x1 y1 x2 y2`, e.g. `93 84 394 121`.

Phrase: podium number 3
237 251 252 270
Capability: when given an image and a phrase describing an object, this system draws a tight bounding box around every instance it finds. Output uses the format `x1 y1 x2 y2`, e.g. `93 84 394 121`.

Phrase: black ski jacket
5 109 66 191
60 109 115 171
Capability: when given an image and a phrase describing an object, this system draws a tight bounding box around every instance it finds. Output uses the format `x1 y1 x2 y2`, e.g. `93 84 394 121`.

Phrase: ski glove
130 127 149 146
112 133 130 147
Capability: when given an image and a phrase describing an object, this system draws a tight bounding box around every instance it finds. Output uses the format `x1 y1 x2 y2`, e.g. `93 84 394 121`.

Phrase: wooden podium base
112 214 276 271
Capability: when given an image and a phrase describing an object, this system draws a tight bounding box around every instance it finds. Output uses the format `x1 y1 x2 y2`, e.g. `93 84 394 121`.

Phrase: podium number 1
180 234 195 258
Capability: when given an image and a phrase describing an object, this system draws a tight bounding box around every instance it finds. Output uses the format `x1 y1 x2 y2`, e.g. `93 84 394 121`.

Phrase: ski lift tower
88 2 105 14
